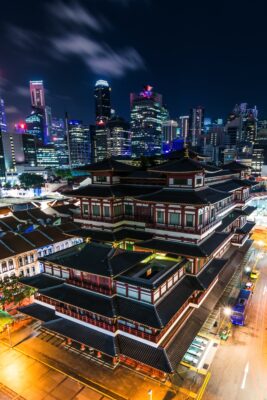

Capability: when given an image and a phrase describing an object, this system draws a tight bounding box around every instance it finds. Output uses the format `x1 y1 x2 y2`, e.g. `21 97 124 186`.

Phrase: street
204 246 267 400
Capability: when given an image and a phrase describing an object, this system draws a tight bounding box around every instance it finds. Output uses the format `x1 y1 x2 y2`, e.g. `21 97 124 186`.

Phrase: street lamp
148 389 153 400
223 307 232 317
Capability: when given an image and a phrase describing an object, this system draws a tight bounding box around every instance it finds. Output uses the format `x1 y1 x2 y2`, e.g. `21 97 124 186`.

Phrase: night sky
1 0 267 128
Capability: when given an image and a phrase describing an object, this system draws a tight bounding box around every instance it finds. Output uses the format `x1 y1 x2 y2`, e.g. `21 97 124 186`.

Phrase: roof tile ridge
0 238 15 254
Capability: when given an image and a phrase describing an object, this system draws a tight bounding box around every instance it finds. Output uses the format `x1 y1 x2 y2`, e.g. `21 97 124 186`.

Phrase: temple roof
222 161 250 171
66 184 162 198
41 242 151 277
149 157 204 174
76 158 136 172
135 186 231 204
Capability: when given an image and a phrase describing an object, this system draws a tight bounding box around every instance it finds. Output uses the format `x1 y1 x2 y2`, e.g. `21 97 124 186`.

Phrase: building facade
19 154 258 380
189 107 204 147
130 85 168 157
68 120 90 167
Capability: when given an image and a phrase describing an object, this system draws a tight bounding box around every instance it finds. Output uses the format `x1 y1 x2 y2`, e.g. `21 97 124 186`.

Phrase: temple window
157 210 164 224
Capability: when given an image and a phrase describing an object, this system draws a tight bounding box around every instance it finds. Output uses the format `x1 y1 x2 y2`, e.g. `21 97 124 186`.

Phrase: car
250 270 260 280
244 281 255 291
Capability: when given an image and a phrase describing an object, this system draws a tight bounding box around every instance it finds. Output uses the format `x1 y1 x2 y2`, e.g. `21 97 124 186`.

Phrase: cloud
5 106 20 114
51 32 144 77
15 86 29 97
47 1 103 32
7 25 40 49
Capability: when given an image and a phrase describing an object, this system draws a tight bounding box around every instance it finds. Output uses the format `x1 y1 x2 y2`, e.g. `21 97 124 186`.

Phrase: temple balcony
66 278 113 295
55 305 116 333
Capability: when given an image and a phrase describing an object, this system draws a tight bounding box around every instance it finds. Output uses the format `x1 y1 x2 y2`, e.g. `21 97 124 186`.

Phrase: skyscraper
68 120 90 167
179 115 189 141
106 116 131 157
30 80 45 109
51 117 69 166
94 80 111 123
25 110 44 144
0 98 7 133
130 85 168 157
189 106 204 147
162 120 179 152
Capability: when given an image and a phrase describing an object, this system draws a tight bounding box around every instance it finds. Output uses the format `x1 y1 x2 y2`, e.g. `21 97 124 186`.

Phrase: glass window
103 206 110 217
173 178 187 185
140 292 151 303
199 213 203 225
92 205 100 216
8 260 13 269
128 288 139 299
82 204 89 215
186 214 194 227
117 285 127 296
169 212 180 225
157 210 164 224
2 262 7 272
114 205 123 216
125 204 133 215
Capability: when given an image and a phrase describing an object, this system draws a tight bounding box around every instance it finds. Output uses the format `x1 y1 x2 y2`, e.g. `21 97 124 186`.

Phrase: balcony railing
66 278 113 295
55 306 116 332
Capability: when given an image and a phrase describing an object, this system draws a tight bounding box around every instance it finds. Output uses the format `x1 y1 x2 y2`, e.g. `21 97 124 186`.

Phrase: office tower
94 123 109 162
94 80 111 123
189 106 204 147
179 116 189 141
106 116 131 157
0 131 6 179
0 98 7 133
242 106 258 144
130 85 167 157
37 146 59 167
25 109 45 143
30 80 45 109
51 117 69 166
204 117 212 133
44 106 52 145
68 120 90 167
1 132 37 171
162 120 179 152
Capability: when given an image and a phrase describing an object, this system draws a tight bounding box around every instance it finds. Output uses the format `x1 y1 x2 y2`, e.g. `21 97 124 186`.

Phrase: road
204 247 267 400
0 343 110 400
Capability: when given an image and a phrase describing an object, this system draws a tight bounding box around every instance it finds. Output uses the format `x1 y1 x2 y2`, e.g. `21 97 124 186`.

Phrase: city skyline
1 0 267 127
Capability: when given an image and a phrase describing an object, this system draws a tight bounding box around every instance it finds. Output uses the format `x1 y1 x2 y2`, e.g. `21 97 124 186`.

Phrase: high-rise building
0 131 6 179
25 110 45 143
130 85 168 157
106 116 131 157
51 117 69 166
189 106 204 147
94 80 111 123
94 122 109 162
68 120 90 167
225 104 258 146
30 80 45 109
44 105 52 145
1 132 37 171
179 116 189 141
162 120 179 152
37 146 59 168
0 98 7 133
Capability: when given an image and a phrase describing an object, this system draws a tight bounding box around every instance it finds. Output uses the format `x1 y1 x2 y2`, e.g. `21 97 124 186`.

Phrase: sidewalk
15 336 187 400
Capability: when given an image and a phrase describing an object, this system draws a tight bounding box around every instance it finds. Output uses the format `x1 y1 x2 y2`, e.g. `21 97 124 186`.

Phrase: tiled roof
210 179 246 192
137 232 231 258
135 187 232 204
77 158 136 172
0 232 35 254
118 335 172 373
235 222 255 234
20 273 64 289
192 258 228 289
18 303 58 322
44 318 118 356
66 184 162 198
40 283 115 317
222 161 249 171
149 157 204 173
42 242 150 277
69 228 153 243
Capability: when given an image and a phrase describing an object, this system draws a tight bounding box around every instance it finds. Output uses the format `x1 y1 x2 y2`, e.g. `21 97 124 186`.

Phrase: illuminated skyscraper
130 85 168 157
106 116 131 157
0 98 7 133
30 80 45 109
51 117 69 166
94 80 111 123
68 120 90 167
25 110 44 144
179 115 189 141
189 106 204 147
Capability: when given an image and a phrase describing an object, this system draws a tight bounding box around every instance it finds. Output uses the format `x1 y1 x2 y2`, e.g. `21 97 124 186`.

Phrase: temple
19 153 258 380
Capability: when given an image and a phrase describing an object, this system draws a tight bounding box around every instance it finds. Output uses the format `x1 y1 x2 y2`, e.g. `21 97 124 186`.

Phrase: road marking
263 285 267 295
241 362 249 390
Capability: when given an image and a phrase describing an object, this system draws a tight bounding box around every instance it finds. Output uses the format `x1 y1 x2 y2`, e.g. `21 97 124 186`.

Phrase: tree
19 173 45 188
0 275 36 311
0 310 13 332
